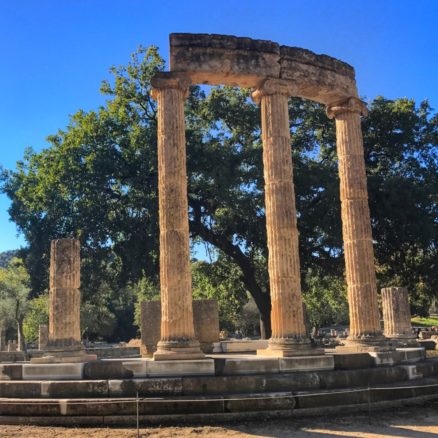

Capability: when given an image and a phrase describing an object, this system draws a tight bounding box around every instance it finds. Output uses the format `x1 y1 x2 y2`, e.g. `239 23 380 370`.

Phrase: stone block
369 351 403 366
220 340 268 353
83 360 134 379
224 392 295 413
145 359 215 377
169 33 280 87
400 365 422 380
109 377 183 396
396 347 426 363
0 363 23 380
279 355 334 372
22 363 84 380
0 351 25 362
140 300 220 357
41 380 108 397
38 324 48 350
140 301 161 356
219 357 279 375
418 339 436 350
331 352 375 370
120 359 147 377
0 381 41 397
193 300 220 353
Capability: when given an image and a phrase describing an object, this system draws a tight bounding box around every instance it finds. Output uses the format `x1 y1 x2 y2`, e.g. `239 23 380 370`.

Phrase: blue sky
0 0 437 252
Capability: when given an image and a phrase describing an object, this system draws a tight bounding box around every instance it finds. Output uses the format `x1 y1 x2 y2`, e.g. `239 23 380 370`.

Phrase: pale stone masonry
47 239 82 349
140 300 219 356
252 79 312 356
151 74 204 360
38 324 48 351
327 98 386 348
382 287 417 346
32 238 96 363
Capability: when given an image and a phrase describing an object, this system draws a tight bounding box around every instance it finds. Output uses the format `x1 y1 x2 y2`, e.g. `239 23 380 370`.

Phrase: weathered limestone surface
327 98 387 350
140 300 219 356
32 239 96 363
382 287 417 346
253 80 313 357
169 33 357 103
48 239 81 350
140 301 161 357
38 324 48 351
0 328 5 351
193 300 220 353
151 74 203 361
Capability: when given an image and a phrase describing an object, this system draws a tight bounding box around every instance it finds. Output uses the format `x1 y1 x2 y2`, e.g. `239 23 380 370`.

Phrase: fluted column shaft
253 80 311 356
381 287 416 345
327 98 383 344
48 239 82 350
151 73 203 360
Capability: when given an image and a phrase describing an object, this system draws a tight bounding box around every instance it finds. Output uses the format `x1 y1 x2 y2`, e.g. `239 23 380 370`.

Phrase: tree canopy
1 46 437 339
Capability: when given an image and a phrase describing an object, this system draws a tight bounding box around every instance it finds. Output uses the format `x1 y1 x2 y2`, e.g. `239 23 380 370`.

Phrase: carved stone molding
252 79 297 104
326 97 368 119
150 72 191 100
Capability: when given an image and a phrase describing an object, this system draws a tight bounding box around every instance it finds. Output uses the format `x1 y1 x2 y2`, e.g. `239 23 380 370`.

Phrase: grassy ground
411 316 438 327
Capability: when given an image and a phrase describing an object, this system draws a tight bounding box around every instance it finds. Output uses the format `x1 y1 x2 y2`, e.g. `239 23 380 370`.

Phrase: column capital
326 97 368 119
150 72 191 100
252 79 294 104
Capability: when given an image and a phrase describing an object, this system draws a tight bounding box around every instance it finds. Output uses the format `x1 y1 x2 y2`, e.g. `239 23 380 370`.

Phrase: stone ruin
32 239 96 363
150 33 399 360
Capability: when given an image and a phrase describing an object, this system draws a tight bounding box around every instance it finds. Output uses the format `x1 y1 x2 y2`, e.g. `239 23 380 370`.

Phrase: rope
0 381 437 406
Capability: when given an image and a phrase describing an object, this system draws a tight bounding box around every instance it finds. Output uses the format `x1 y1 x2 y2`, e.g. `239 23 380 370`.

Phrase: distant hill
0 250 19 268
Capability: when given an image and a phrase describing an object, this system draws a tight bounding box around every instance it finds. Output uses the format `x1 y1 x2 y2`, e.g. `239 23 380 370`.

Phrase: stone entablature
169 33 357 103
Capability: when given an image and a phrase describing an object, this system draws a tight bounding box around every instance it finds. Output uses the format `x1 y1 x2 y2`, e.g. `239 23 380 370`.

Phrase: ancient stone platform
0 354 437 425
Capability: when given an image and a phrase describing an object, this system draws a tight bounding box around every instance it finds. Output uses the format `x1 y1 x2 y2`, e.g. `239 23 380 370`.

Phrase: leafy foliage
23 293 48 343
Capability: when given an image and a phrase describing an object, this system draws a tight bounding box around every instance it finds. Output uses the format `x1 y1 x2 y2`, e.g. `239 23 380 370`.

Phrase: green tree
1 46 437 336
192 256 249 332
23 293 49 343
0 258 31 352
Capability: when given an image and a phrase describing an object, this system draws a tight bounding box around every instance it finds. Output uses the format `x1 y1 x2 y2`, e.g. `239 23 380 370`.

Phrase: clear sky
0 0 437 252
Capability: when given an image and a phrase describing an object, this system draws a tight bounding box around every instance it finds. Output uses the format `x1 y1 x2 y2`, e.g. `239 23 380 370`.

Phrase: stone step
0 360 438 398
1 378 438 425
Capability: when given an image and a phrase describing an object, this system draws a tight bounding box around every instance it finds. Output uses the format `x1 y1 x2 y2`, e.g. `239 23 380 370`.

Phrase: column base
257 337 323 357
153 339 205 361
336 334 393 353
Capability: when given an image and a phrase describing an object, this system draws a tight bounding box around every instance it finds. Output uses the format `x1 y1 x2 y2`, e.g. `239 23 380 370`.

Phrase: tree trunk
190 205 272 338
259 306 272 339
17 317 26 355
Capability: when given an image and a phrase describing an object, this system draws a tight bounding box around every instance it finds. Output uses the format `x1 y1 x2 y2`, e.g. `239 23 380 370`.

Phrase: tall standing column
381 287 417 346
327 97 386 349
47 238 82 350
151 73 203 360
253 79 313 357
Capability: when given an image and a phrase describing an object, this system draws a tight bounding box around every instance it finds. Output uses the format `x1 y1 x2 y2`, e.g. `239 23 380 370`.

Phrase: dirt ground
1 403 438 437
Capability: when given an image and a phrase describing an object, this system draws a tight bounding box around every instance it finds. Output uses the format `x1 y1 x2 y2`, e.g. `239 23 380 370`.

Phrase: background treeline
0 46 437 342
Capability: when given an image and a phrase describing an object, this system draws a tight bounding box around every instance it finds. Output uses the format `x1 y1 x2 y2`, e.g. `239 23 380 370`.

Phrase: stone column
0 327 5 351
38 324 49 350
151 73 203 360
253 79 313 357
381 287 417 346
32 239 96 363
327 97 386 350
47 239 82 350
